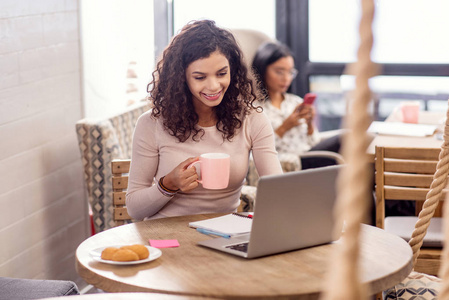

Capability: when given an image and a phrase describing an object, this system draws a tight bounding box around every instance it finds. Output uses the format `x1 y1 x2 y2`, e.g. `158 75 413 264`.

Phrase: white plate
89 245 162 265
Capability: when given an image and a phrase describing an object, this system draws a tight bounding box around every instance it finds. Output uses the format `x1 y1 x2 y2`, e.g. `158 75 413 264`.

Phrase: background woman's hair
251 42 295 94
148 19 262 142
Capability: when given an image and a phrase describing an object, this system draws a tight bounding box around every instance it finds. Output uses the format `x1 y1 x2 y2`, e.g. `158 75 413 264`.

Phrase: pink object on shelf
399 101 420 123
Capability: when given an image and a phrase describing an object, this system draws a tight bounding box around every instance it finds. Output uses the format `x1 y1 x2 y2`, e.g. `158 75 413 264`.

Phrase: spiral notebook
189 213 252 236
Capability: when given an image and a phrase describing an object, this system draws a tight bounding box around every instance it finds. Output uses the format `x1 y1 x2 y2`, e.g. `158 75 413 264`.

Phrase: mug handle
393 106 403 122
187 161 202 184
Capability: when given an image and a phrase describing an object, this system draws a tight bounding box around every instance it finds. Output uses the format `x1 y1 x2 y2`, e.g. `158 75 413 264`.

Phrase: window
80 0 155 118
279 0 449 130
309 0 449 63
173 0 276 38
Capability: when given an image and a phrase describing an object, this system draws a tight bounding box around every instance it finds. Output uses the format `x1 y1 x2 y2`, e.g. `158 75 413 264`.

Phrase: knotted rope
439 127 449 297
408 105 449 267
321 0 375 299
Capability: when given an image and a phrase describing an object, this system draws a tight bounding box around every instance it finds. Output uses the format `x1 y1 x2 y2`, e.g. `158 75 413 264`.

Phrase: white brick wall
0 0 89 289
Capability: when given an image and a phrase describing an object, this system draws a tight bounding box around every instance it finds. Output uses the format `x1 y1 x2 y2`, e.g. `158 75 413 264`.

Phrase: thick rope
408 104 449 267
439 139 449 298
321 0 375 299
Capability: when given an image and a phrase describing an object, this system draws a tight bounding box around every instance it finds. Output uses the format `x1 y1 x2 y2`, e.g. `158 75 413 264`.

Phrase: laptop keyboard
226 242 249 253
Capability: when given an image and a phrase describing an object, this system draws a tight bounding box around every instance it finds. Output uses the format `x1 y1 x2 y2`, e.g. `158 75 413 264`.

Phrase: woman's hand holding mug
188 153 230 189
163 157 200 192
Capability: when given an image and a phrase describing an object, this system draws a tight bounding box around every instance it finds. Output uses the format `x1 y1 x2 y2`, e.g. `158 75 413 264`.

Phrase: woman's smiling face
185 50 231 111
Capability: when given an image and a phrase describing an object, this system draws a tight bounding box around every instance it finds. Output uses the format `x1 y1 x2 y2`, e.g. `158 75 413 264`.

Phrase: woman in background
252 42 341 170
126 20 282 220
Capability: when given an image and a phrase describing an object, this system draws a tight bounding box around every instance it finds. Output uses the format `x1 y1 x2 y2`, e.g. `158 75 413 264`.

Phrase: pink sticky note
149 239 180 248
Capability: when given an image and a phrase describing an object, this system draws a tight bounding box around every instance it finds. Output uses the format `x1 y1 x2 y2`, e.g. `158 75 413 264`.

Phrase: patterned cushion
383 271 441 300
246 152 301 186
240 185 257 212
76 102 148 233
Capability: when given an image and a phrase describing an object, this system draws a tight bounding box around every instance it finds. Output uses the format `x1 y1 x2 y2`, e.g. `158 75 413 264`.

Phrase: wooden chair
374 146 444 276
111 159 133 226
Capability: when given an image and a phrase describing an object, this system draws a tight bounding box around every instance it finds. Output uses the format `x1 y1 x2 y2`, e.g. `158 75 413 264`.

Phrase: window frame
276 0 449 98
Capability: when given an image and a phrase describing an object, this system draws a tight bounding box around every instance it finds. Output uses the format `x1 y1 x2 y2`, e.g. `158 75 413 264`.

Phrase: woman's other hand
163 157 200 192
275 108 302 137
275 104 315 137
299 104 316 135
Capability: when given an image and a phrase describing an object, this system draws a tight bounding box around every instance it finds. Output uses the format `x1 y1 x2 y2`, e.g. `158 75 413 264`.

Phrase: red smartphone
303 93 317 105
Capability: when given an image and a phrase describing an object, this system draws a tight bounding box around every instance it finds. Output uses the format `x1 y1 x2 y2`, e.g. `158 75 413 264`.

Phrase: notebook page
189 214 252 236
368 121 437 137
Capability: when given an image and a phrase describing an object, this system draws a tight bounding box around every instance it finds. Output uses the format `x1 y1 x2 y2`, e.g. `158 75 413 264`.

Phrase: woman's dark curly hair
148 20 262 142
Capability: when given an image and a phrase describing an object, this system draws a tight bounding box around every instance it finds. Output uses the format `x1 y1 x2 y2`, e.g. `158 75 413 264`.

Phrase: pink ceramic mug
189 153 230 189
399 101 420 123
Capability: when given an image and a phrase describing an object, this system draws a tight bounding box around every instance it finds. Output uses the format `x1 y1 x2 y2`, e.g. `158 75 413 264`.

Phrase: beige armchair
76 101 263 228
231 28 274 68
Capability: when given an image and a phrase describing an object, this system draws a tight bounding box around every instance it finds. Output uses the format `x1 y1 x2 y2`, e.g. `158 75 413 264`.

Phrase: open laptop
197 164 343 258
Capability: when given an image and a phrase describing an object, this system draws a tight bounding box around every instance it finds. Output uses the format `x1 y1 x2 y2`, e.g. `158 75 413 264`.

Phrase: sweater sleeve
126 112 172 220
249 111 283 177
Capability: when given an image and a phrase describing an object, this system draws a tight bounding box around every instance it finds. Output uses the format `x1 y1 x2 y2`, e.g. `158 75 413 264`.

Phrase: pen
196 228 231 239
233 212 253 219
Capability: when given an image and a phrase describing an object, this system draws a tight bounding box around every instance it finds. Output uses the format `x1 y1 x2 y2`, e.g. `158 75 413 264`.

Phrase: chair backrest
374 146 443 229
111 159 133 226
76 102 148 232
230 28 274 68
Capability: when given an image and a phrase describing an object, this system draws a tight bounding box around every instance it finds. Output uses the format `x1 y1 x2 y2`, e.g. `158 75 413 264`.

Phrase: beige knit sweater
126 109 283 220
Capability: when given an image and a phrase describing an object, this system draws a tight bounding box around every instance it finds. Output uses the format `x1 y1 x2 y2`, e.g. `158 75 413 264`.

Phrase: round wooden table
76 214 413 299
42 293 205 300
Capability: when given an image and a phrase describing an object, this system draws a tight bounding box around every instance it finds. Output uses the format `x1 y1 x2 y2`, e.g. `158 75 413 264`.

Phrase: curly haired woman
126 20 282 220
